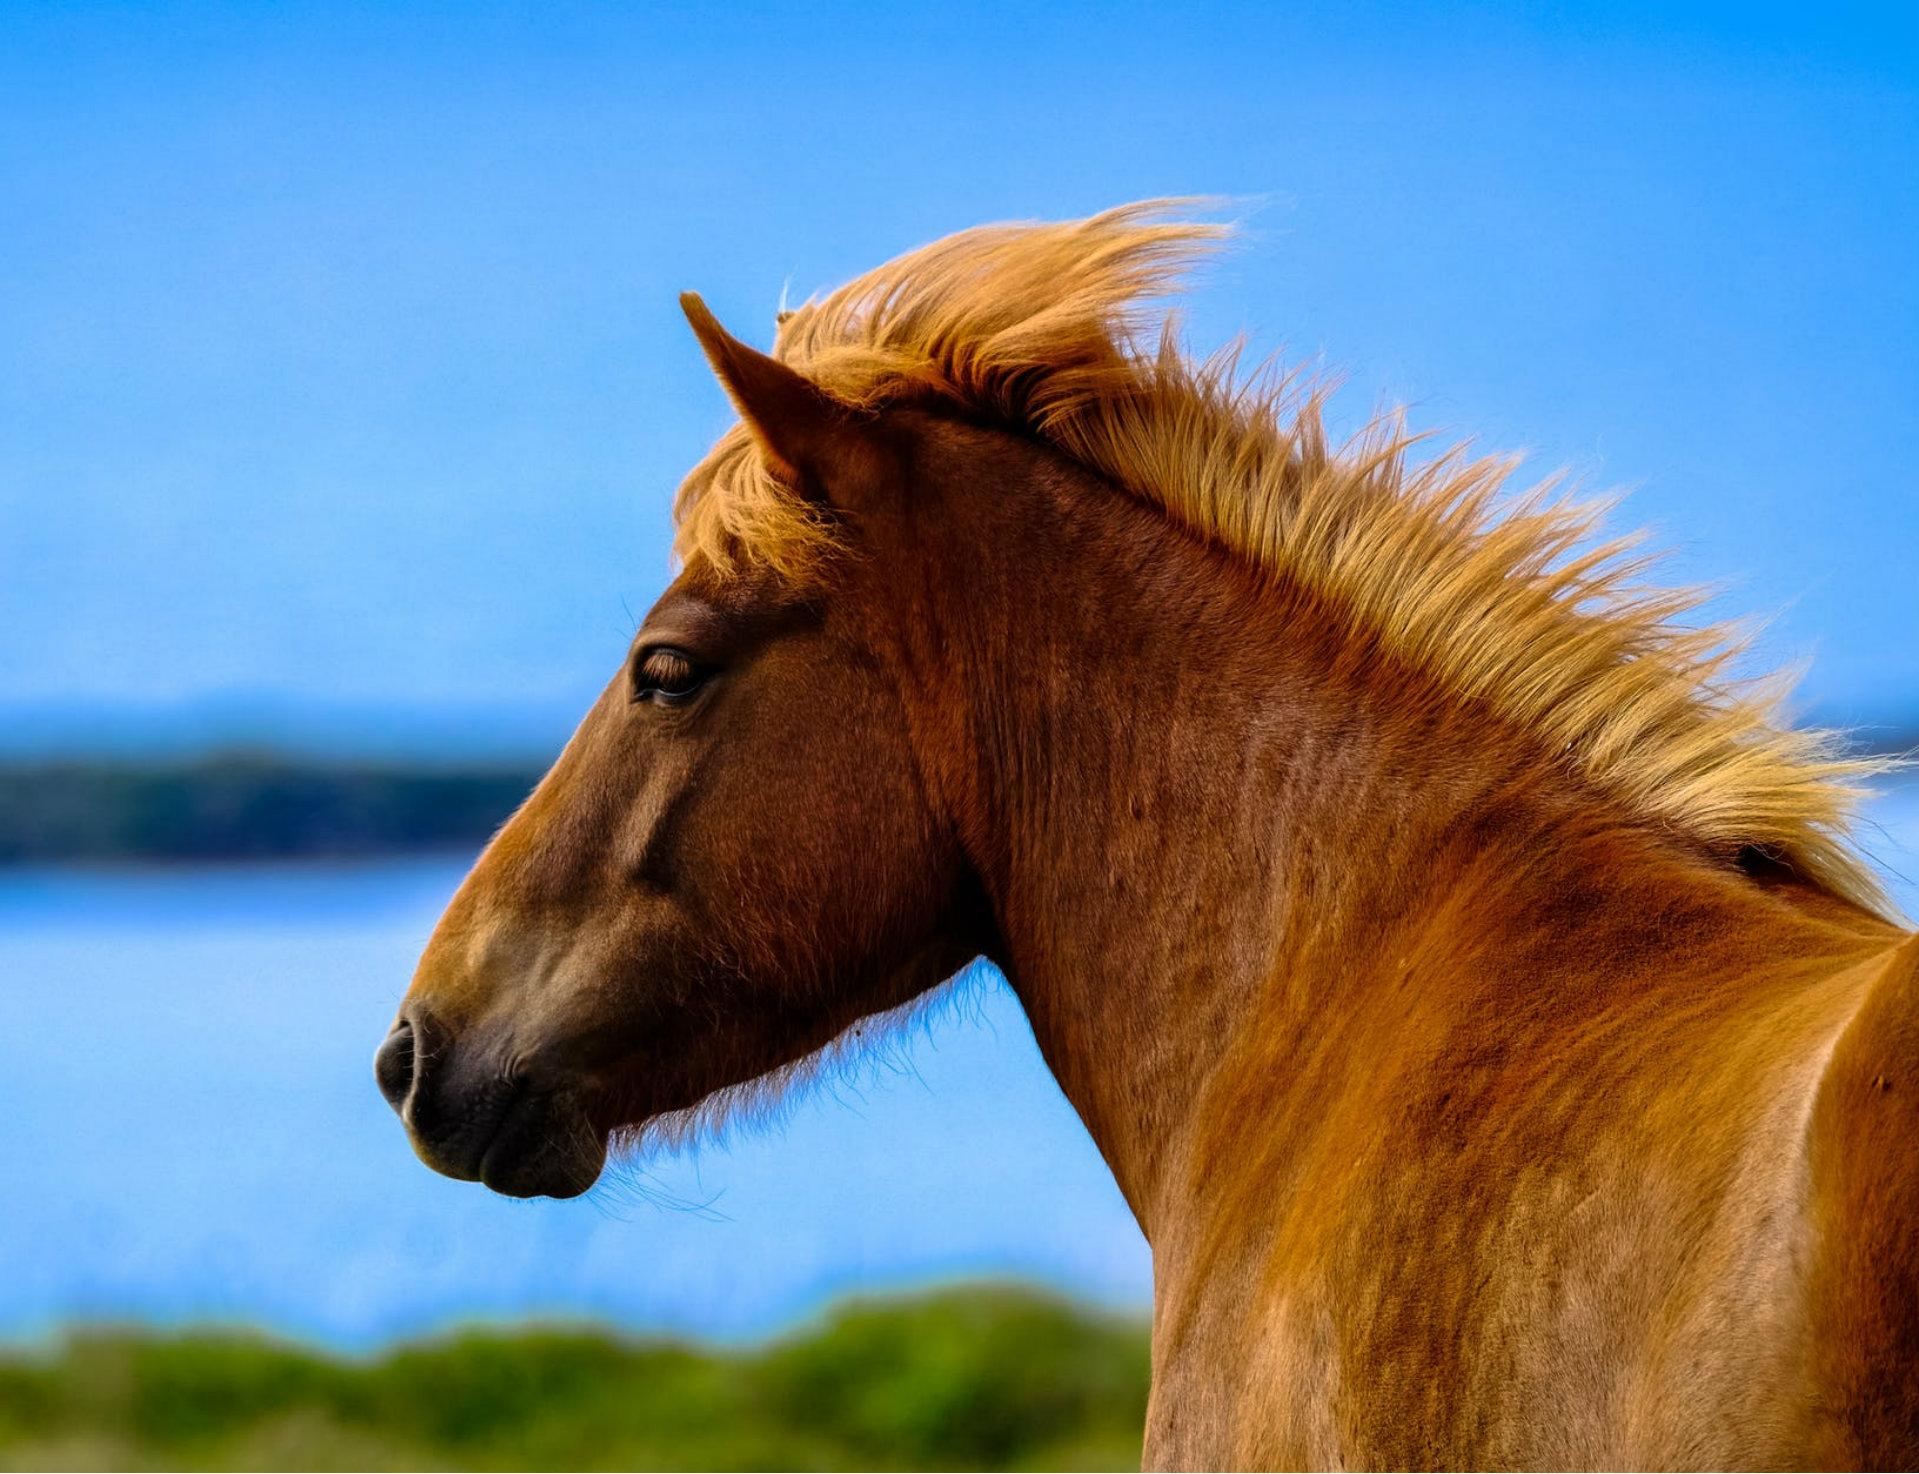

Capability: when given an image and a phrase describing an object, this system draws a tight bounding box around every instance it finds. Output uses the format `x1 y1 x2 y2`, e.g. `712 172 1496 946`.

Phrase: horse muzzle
374 1009 606 1199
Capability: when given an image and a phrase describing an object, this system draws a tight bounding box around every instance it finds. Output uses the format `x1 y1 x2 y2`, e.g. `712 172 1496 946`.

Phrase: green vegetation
0 755 541 863
0 1287 1150 1471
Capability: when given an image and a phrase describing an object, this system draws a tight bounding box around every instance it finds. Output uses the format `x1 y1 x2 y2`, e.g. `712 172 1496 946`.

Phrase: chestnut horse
376 205 1918 1469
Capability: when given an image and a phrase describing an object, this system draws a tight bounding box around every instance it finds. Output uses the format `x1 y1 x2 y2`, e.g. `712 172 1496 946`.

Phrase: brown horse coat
382 205 1917 1469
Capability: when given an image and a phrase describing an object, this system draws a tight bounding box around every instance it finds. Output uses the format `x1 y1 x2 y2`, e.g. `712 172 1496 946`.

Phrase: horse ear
680 292 860 491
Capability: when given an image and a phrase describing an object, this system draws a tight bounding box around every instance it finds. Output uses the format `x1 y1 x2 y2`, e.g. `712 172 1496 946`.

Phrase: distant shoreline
0 753 543 864
1 730 1911 864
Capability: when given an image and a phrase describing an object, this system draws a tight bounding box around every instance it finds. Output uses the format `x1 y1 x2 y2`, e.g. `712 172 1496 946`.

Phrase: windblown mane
673 202 1895 916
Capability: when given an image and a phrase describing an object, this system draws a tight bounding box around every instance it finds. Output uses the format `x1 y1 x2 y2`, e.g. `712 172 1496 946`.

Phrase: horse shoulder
1145 907 1912 1470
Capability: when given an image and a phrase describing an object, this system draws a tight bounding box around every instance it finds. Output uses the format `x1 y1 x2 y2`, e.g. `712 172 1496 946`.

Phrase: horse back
1802 933 1919 1467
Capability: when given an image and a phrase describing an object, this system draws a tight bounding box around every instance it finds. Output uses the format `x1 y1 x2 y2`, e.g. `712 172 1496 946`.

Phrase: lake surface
0 862 1147 1347
4 784 1918 1348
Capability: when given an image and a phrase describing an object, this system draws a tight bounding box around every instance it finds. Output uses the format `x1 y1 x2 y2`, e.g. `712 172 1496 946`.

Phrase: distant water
0 862 1147 1347
3 786 1917 1349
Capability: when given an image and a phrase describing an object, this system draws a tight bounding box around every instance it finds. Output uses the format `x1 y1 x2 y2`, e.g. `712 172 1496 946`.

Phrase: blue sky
1 2 1914 751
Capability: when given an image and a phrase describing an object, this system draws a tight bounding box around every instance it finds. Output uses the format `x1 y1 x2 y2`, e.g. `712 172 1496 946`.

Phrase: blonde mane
673 201 1895 916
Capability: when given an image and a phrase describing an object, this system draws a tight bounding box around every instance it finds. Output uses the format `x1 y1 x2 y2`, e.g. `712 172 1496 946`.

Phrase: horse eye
632 647 708 703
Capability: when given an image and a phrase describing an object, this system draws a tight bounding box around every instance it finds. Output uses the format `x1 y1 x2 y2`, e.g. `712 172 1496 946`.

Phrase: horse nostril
374 1018 416 1114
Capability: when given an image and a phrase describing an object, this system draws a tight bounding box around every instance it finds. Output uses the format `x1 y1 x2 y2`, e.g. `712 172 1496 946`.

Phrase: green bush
0 1286 1149 1471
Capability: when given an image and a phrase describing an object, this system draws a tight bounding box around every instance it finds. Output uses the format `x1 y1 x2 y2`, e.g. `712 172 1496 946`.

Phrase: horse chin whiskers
603 966 986 1177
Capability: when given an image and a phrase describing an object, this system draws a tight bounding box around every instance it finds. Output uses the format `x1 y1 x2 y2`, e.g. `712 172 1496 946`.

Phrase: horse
374 203 1919 1470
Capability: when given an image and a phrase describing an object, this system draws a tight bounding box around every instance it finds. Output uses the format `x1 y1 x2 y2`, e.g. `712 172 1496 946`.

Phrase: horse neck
876 419 1873 1237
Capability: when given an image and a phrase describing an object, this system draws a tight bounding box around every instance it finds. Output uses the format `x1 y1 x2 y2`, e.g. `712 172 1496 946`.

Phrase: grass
0 1285 1150 1471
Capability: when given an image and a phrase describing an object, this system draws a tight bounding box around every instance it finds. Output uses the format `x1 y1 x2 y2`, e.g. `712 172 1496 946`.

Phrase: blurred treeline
3 711 1912 865
0 755 539 863
0 1286 1149 1471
